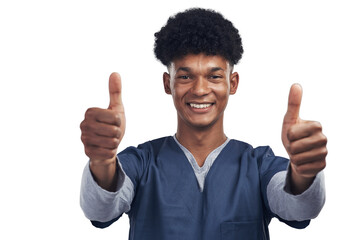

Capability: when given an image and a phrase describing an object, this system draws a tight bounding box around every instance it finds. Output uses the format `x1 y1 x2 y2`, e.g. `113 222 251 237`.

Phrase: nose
191 77 210 96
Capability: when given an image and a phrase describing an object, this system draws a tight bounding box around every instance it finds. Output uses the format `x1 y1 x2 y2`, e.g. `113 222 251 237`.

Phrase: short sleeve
117 143 151 191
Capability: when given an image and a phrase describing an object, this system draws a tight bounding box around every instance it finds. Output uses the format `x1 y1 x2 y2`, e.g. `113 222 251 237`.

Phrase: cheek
171 88 186 107
172 84 188 99
213 85 230 99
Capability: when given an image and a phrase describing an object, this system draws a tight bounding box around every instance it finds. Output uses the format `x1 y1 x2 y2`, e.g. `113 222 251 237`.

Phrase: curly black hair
154 8 243 66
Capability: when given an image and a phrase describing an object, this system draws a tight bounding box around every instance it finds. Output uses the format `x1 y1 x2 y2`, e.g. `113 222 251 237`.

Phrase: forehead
171 53 229 72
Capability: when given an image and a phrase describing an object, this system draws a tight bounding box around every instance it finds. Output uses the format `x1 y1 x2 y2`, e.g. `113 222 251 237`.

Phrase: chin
187 119 218 130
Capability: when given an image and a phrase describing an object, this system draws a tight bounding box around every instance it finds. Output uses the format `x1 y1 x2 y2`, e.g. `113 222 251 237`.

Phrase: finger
290 146 328 166
292 160 326 178
85 145 118 161
288 132 327 155
81 121 121 138
85 108 121 126
287 121 322 141
96 111 121 126
82 133 120 150
94 123 121 138
284 83 303 124
108 72 123 111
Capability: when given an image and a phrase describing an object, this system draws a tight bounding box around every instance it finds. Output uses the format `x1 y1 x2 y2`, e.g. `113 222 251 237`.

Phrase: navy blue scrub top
92 136 309 240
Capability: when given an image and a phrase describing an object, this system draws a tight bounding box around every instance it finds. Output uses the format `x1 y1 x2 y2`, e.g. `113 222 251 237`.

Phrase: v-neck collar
172 135 231 191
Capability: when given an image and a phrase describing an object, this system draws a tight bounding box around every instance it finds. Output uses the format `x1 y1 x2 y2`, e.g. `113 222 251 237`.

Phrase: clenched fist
281 84 327 194
80 72 125 190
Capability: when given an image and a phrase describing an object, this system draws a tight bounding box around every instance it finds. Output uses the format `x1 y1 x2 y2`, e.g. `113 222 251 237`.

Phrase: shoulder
229 139 274 157
228 139 288 172
137 136 174 153
118 136 175 162
117 136 174 184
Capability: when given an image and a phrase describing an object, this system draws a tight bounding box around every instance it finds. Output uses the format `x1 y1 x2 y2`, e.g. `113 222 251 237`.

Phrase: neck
176 117 227 154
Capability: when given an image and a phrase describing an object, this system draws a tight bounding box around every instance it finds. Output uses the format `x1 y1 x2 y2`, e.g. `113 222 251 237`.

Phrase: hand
80 72 126 165
281 84 327 193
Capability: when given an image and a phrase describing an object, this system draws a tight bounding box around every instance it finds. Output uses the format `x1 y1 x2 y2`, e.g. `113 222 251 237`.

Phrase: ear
163 72 172 94
229 72 239 95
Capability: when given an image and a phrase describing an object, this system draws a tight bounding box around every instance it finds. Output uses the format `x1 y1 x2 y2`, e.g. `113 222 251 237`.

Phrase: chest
130 149 264 223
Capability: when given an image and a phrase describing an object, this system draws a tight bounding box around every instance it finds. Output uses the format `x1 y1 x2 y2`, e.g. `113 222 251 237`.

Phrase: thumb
108 72 124 111
284 83 302 124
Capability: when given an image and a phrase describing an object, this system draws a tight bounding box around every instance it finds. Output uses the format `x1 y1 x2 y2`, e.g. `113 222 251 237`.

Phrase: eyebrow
177 67 191 72
209 67 225 72
176 67 225 73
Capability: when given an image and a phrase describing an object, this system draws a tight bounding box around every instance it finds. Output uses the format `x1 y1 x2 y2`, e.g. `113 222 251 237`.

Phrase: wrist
290 164 315 195
90 156 118 191
90 155 117 166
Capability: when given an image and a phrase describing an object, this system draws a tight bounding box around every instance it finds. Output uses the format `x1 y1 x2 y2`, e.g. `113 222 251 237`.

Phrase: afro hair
154 8 244 66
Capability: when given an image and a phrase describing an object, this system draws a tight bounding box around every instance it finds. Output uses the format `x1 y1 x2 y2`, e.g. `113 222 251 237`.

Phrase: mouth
188 103 213 109
186 102 215 113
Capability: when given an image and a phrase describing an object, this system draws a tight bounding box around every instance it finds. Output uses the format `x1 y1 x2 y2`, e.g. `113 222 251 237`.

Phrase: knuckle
80 120 89 132
287 143 294 155
102 137 118 149
85 108 94 118
321 147 328 158
113 112 122 125
85 107 102 119
112 126 121 137
320 134 328 145
81 134 86 143
82 134 98 147
312 121 322 131
288 142 299 155
320 160 326 170
323 161 327 170
81 135 92 145
110 138 120 148
287 128 296 141
84 147 93 158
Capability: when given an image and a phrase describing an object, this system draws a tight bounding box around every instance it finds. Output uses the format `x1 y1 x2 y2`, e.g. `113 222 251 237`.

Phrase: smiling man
80 8 327 239
163 54 239 168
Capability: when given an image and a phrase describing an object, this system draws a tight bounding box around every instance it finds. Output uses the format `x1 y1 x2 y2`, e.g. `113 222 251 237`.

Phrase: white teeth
189 103 212 109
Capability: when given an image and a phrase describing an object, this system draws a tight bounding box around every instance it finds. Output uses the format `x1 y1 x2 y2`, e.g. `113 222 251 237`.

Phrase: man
80 8 327 239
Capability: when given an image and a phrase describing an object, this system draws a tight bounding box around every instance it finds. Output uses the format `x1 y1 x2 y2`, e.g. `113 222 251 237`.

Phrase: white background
1 0 359 239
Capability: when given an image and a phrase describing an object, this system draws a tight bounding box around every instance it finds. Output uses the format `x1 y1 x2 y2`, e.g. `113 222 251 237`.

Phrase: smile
189 103 213 109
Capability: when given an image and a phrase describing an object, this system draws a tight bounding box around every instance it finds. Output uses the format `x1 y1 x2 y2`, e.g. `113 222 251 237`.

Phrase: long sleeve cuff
267 169 326 222
80 157 134 222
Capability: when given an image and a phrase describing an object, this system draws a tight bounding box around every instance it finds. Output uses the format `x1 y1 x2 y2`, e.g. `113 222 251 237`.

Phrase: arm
281 84 327 195
80 72 126 192
80 73 131 224
266 84 327 222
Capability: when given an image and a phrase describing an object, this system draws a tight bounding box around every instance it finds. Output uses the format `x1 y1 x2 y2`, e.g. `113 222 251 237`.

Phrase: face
163 53 239 130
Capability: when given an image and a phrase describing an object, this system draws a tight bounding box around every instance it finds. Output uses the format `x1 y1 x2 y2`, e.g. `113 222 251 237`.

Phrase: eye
209 75 223 81
210 75 221 79
178 75 190 80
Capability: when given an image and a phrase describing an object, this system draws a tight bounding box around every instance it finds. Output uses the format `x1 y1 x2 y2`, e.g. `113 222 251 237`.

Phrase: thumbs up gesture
80 72 126 166
281 84 327 194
